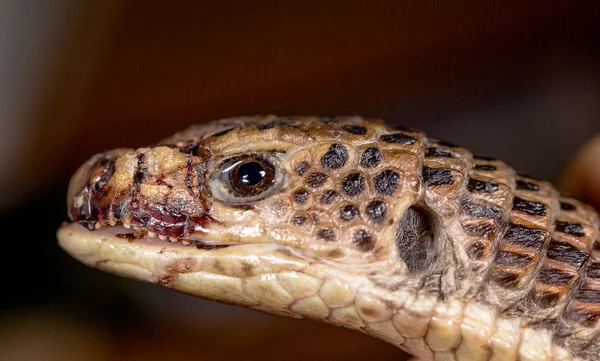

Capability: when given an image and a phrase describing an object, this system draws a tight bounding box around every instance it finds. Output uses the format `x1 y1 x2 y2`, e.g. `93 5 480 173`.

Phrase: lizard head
59 116 444 342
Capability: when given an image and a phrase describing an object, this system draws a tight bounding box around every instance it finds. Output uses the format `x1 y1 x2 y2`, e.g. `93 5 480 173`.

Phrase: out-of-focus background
1 1 599 360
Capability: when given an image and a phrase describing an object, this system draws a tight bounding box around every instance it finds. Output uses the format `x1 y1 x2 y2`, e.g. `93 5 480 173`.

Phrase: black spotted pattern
341 173 366 197
360 147 382 168
294 161 310 176
380 133 416 145
353 230 375 251
292 215 307 226
496 251 534 267
317 228 336 241
513 197 547 216
555 221 585 237
307 172 327 189
341 124 367 135
461 202 503 221
516 180 540 191
365 200 386 224
422 167 454 187
340 205 359 221
467 179 499 194
373 170 400 196
546 241 589 268
538 268 575 286
425 147 454 158
293 189 309 204
504 223 548 251
321 144 349 170
319 190 337 205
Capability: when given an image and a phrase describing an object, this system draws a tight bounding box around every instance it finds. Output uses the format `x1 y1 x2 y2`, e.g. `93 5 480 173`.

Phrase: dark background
1 1 599 360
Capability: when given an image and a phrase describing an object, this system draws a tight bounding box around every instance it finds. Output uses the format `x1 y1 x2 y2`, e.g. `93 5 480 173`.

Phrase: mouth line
70 221 231 250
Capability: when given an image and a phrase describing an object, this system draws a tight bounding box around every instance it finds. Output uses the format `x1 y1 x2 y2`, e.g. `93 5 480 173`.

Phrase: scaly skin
57 116 600 361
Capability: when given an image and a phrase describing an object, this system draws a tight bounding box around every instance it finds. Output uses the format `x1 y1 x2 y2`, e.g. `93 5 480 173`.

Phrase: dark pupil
238 162 265 186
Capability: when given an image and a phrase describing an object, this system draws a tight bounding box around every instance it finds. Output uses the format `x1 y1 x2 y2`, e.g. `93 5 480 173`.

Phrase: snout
67 148 133 222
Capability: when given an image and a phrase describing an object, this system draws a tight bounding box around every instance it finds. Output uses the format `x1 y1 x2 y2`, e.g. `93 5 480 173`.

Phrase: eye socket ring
211 153 285 203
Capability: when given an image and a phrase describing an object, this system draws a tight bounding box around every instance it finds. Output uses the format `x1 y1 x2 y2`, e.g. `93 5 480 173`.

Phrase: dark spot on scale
512 197 547 216
463 222 496 239
496 251 534 267
555 221 585 237
467 240 488 259
307 172 328 188
373 169 400 195
546 241 589 268
570 307 600 326
425 147 454 158
516 180 540 191
560 202 577 211
353 230 375 251
422 167 454 187
366 200 387 224
504 223 549 251
319 190 337 205
587 262 600 279
257 119 298 130
293 189 309 204
380 133 416 145
211 127 235 137
341 124 367 135
574 285 600 304
474 155 497 161
294 161 310 176
490 269 521 288
532 290 561 309
395 206 436 273
341 173 366 197
292 215 307 226
538 268 574 286
461 202 502 221
317 228 336 241
474 164 497 171
360 147 382 168
340 204 359 221
321 143 349 170
257 123 275 130
467 179 499 194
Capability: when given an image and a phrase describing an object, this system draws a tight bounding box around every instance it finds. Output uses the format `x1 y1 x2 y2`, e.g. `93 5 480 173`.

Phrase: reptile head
59 116 443 343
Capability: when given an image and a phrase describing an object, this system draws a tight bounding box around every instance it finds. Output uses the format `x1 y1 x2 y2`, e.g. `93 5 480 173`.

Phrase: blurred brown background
1 1 599 360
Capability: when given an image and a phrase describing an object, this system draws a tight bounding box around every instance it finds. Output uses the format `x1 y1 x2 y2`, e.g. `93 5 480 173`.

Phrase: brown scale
560 199 600 328
526 196 597 316
485 174 557 307
458 156 516 294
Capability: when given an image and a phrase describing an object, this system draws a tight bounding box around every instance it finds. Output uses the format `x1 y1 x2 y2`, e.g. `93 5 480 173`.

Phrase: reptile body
57 116 600 361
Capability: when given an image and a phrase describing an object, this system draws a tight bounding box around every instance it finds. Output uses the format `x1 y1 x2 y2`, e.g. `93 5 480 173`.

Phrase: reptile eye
211 154 285 203
228 158 275 196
